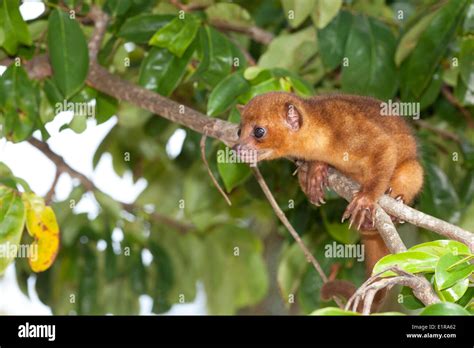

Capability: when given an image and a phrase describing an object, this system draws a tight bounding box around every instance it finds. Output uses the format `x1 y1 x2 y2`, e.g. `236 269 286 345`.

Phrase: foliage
0 0 473 315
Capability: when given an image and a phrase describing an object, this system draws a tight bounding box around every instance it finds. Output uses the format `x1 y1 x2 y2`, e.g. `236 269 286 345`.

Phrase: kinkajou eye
237 128 241 137
253 127 266 139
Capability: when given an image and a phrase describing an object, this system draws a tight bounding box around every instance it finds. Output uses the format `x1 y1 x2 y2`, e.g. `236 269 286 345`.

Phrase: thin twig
442 86 474 128
415 119 461 143
170 0 208 12
28 138 194 233
252 167 344 309
168 0 274 45
379 194 474 252
87 6 109 61
346 266 440 314
200 135 232 206
210 19 274 45
45 168 61 204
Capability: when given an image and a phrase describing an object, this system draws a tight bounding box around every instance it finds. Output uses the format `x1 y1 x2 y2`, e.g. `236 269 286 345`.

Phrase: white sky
0 1 206 315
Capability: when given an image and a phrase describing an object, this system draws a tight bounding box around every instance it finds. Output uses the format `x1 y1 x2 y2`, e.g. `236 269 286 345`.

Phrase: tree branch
27 138 194 234
168 0 274 45
326 167 407 254
441 86 474 129
45 168 61 204
10 6 473 311
87 6 109 61
415 119 461 144
346 266 440 315
252 167 344 309
18 56 471 251
88 62 239 147
378 194 474 251
210 19 274 45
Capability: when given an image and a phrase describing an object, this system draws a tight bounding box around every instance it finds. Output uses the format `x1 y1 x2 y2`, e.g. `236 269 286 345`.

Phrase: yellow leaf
29 233 60 273
23 192 46 237
26 206 59 238
25 203 60 273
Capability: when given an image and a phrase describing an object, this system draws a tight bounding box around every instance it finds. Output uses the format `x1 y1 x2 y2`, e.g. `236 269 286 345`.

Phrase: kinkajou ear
285 102 302 131
236 104 245 113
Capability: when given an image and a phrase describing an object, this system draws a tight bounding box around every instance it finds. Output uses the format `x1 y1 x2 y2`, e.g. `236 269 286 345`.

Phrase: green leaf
322 210 359 244
418 70 443 110
0 65 40 142
463 2 474 34
400 0 468 100
94 190 122 221
239 77 282 103
151 228 203 303
297 266 325 313
129 246 147 295
239 68 314 104
341 15 398 100
258 27 317 72
149 15 201 58
193 26 236 87
95 92 118 124
117 14 174 43
394 11 437 67
104 0 131 16
183 165 229 231
43 78 64 108
202 225 268 314
435 252 474 291
419 163 460 223
318 10 353 71
0 0 32 55
454 76 474 106
277 237 311 302
138 42 195 96
310 307 359 315
459 37 474 89
0 186 26 275
47 9 89 98
116 101 151 128
409 240 471 258
0 162 13 178
68 115 87 133
77 243 100 314
207 72 250 116
420 302 471 316
205 3 253 27
311 0 342 29
287 75 314 96
244 66 265 81
399 286 425 310
281 0 316 28
217 145 252 193
372 251 439 276
438 277 469 303
149 242 174 313
457 286 474 307
28 19 47 41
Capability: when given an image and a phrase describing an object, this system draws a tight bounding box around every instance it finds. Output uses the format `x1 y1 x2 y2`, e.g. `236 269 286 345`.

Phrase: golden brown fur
235 92 424 310
237 92 423 205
